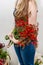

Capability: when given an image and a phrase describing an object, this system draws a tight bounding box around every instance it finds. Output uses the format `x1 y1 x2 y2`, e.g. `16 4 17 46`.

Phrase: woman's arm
8 30 20 44
8 22 20 44
28 0 38 25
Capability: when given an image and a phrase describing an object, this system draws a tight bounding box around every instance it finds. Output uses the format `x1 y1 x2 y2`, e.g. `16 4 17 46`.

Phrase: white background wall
0 0 43 65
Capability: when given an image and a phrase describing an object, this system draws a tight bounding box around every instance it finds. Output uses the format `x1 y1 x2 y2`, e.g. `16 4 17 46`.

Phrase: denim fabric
14 42 36 65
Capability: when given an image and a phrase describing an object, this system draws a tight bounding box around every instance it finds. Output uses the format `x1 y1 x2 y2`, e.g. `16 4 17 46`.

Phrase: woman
8 0 39 65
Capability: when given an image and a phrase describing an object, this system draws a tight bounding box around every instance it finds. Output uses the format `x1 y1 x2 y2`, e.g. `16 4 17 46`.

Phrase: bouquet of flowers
34 52 43 65
0 43 10 65
5 16 39 47
12 16 39 47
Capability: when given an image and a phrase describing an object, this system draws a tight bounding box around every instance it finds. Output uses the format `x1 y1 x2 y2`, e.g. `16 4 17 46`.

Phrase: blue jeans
14 42 36 65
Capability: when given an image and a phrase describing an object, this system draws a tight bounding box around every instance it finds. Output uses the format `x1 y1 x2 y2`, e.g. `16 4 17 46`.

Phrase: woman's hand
8 33 19 44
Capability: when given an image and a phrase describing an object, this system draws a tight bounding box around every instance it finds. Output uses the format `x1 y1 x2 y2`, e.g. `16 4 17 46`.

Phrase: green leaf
14 34 20 40
10 41 14 45
5 35 9 40
0 49 8 59
12 28 18 35
35 59 39 65
0 49 3 54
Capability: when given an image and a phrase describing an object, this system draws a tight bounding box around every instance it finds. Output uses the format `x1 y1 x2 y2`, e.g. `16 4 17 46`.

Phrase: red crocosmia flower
19 32 23 35
24 30 28 34
17 42 21 45
19 31 27 38
0 59 4 63
28 34 31 37
32 41 37 46
25 25 30 29
30 34 36 41
18 42 25 47
16 19 25 27
20 43 25 47
0 62 4 65
24 21 28 25
30 29 35 33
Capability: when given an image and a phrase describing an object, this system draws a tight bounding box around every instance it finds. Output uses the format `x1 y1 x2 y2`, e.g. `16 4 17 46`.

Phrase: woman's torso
13 0 38 26
13 0 39 47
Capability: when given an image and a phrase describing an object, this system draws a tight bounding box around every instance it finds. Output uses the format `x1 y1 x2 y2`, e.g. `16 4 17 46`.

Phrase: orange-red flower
17 41 25 47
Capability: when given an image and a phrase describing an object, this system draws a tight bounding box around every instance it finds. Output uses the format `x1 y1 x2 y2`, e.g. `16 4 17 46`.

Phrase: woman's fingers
8 33 20 44
8 33 14 38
